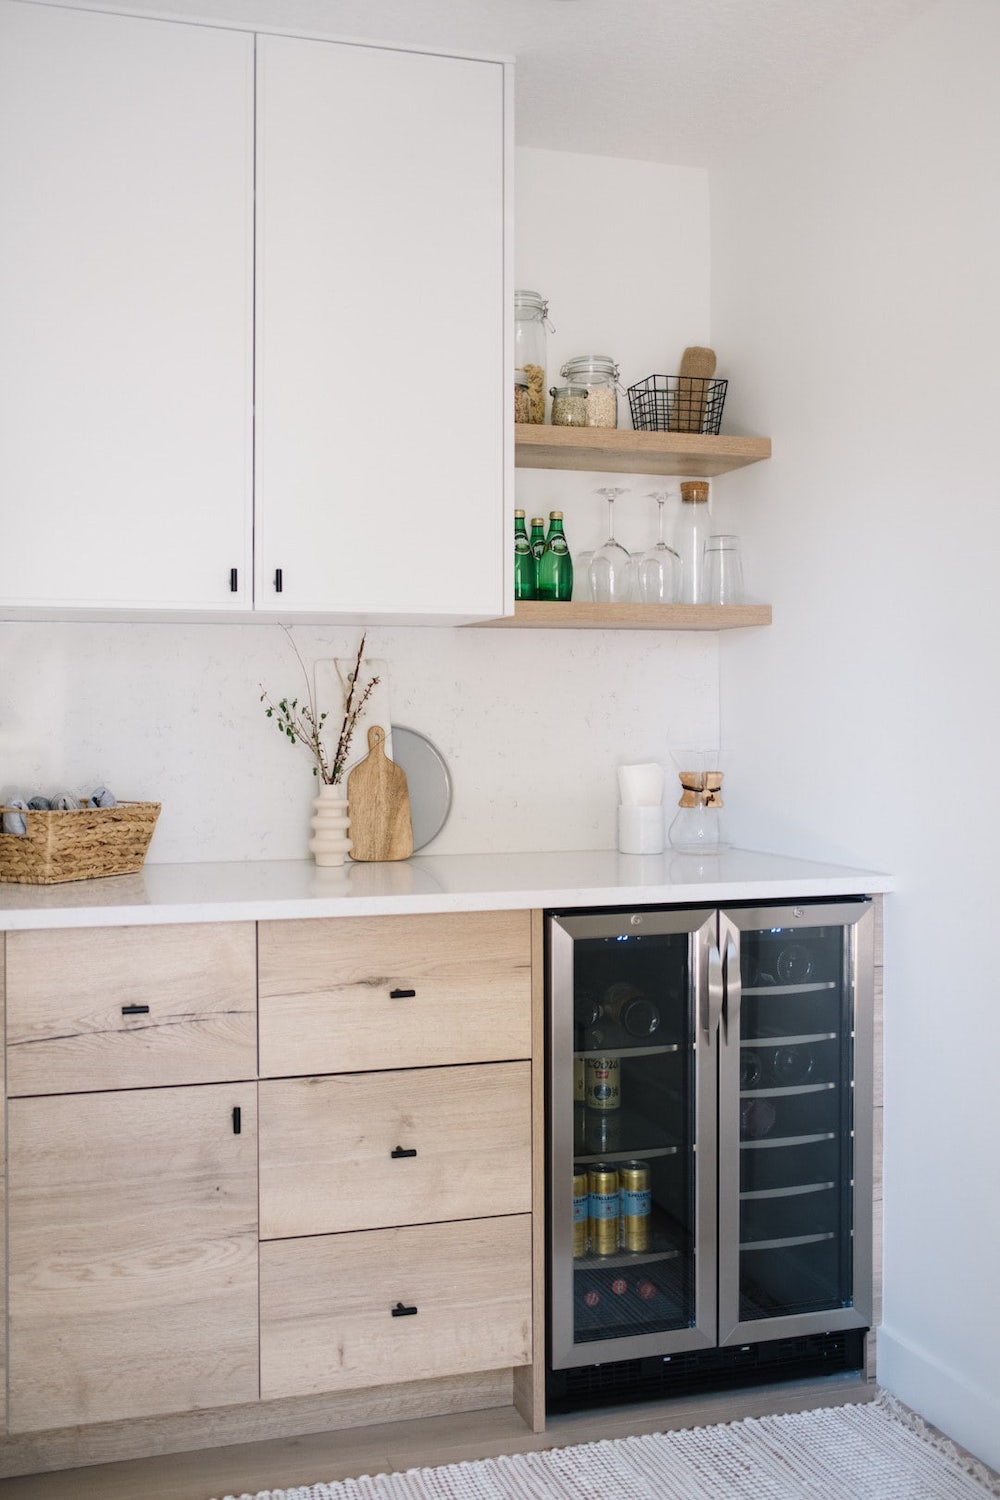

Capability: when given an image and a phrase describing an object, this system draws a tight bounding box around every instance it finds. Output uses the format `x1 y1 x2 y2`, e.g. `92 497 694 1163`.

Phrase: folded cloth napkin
2 797 28 836
90 786 117 808
27 794 52 809
50 792 81 810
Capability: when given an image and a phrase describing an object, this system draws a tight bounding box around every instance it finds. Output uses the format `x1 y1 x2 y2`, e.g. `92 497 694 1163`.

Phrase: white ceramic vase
308 784 352 866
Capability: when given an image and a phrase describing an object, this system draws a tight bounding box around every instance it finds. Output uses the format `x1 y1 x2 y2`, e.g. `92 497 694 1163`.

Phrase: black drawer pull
391 1302 418 1318
232 1106 242 1135
274 567 283 593
121 1003 150 1016
391 1146 417 1159
229 566 239 593
389 988 416 999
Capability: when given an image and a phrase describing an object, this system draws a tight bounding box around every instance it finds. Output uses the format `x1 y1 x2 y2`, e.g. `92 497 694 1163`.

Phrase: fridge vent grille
546 1330 866 1413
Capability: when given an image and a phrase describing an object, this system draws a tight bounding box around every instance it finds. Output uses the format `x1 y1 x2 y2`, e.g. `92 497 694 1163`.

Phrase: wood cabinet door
0 3 254 611
259 1061 531 1239
7 1084 259 1431
254 33 508 620
260 1215 531 1400
259 910 531 1076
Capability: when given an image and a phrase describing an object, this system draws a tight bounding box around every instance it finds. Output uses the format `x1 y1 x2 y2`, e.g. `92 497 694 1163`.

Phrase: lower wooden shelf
470 602 772 631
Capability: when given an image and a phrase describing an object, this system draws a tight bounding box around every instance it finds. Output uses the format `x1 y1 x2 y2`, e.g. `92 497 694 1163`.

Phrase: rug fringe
873 1391 1000 1496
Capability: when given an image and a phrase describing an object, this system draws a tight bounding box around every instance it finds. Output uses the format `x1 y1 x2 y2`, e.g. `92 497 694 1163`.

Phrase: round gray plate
390 725 452 852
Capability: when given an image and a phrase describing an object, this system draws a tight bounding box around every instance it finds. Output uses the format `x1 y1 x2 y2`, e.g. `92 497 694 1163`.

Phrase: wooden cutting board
346 725 413 861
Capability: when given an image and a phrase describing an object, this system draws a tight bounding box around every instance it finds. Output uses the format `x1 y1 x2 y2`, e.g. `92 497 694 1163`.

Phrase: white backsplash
0 619 717 863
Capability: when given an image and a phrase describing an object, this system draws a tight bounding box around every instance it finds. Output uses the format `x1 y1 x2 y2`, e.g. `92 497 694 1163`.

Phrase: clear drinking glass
589 487 632 603
637 491 680 604
703 534 744 605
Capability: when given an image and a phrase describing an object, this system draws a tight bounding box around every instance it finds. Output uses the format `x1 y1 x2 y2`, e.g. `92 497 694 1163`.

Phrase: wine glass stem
657 500 666 547
607 497 616 543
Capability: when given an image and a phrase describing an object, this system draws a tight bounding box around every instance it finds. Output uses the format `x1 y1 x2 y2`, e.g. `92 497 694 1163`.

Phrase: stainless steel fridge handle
722 933 742 1044
705 942 724 1040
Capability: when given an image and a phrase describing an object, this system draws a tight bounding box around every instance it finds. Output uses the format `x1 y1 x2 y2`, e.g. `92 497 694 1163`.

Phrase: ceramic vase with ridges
309 784 352 866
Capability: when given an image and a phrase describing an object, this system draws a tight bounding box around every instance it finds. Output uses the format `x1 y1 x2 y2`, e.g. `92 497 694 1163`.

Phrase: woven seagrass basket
0 802 160 884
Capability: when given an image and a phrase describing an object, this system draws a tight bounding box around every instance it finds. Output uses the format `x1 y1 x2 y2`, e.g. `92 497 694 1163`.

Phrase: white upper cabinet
0 2 254 611
254 35 509 621
0 7 510 621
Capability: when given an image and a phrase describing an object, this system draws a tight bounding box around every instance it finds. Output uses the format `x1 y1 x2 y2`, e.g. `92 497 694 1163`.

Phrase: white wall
711 0 1000 1468
0 146 718 862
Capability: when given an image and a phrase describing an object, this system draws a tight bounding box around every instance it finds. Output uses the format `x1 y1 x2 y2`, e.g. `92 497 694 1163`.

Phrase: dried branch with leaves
260 630 379 785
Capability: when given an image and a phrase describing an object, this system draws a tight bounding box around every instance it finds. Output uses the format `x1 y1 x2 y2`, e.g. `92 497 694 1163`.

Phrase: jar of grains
558 354 620 428
549 384 589 426
514 371 530 424
514 289 550 423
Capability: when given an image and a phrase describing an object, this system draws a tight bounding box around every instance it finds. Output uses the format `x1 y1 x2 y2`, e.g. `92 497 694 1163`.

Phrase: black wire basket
627 374 728 435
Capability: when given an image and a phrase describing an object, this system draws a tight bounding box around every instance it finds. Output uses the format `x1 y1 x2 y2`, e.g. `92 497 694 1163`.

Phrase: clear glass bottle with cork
675 479 711 603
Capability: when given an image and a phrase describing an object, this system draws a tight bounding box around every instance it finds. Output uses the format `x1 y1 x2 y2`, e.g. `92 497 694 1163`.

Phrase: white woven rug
216 1393 1000 1500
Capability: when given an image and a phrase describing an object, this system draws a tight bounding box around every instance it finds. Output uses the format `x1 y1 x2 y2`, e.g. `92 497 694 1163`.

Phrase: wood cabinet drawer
260 1214 531 1400
5 923 256 1095
259 1060 531 1238
258 910 531 1076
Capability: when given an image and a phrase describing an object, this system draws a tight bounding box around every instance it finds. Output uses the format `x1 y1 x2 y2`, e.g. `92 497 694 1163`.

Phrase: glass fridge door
717 900 874 1345
547 907 718 1370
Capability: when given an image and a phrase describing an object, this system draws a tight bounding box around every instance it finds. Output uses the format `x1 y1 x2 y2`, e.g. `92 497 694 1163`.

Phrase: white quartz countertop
0 848 893 930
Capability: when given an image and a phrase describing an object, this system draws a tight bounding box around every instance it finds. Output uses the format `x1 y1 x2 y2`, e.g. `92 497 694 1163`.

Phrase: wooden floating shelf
472 602 773 631
514 424 771 477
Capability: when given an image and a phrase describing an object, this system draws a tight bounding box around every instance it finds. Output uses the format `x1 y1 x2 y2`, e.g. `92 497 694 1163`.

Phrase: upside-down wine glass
588 487 632 603
637 490 680 603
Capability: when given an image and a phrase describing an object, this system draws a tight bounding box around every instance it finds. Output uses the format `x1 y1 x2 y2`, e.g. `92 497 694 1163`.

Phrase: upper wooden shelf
514 424 771 477
472 601 772 631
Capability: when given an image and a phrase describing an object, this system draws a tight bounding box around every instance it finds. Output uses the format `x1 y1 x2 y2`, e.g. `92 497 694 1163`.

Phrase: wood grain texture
260 1215 532 1400
7 1084 259 1431
5 922 257 1095
470 601 772 631
514 424 770 476
258 910 531 1076
260 1061 531 1238
347 725 413 861
512 909 548 1434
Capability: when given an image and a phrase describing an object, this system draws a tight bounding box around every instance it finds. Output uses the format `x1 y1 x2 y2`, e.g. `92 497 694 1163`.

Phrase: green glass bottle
529 515 546 564
537 510 574 601
514 508 536 600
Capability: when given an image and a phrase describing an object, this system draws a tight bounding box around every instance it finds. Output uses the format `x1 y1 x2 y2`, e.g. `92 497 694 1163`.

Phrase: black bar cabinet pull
391 1302 418 1318
274 567 283 593
389 988 416 999
229 567 238 593
232 1106 242 1135
391 1146 417 1159
121 1003 150 1016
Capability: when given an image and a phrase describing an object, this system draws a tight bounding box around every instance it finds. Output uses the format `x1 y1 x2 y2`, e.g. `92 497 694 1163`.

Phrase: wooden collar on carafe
677 770 724 808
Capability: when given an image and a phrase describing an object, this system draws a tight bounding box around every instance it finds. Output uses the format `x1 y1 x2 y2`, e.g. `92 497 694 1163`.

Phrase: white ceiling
278 0 938 165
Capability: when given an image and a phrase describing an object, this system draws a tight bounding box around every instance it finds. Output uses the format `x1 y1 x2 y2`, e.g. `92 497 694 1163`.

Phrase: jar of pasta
514 290 550 423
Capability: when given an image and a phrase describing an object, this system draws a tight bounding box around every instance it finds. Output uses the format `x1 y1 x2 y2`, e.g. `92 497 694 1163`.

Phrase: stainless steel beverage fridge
546 899 874 1410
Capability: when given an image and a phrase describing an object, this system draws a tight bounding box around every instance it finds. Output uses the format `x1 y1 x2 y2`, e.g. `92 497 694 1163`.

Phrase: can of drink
574 1056 585 1103
585 1056 621 1112
588 1163 620 1255
584 1107 622 1155
572 1169 589 1257
619 1159 652 1252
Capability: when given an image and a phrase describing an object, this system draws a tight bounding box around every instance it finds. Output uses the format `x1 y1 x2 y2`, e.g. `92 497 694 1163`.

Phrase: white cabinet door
0 3 254 611
255 35 509 621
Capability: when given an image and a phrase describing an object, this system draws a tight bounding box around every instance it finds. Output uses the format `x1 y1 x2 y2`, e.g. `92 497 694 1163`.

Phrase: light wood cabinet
5 922 256 1096
259 1061 531 1239
260 1215 532 1400
7 1084 259 1431
258 910 531 1076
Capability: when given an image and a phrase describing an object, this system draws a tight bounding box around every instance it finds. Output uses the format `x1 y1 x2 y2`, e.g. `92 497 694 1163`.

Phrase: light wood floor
0 1375 873 1500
